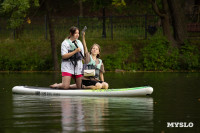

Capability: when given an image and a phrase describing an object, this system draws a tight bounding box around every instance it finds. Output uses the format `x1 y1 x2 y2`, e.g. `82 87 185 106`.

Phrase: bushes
141 37 199 71
0 39 53 71
141 36 180 71
180 41 199 70
102 36 200 71
103 42 134 71
0 54 53 71
0 37 199 71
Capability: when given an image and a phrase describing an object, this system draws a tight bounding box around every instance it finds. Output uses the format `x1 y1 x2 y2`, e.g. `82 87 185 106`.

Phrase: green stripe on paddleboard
83 86 148 92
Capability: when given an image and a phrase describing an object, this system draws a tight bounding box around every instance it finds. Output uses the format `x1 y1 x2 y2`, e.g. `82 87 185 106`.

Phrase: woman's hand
82 31 85 37
82 31 88 54
62 48 81 59
75 47 81 53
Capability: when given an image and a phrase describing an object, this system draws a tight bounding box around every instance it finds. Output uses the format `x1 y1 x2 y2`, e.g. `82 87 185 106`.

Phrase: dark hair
90 43 101 58
67 26 79 39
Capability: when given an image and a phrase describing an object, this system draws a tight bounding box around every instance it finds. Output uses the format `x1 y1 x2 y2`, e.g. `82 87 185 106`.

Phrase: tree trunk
150 0 176 47
47 12 59 71
161 15 176 46
79 0 83 17
167 0 187 47
44 1 59 71
102 7 106 38
161 0 177 47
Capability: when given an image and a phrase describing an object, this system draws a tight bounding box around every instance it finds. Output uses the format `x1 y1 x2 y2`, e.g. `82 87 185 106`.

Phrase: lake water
0 72 200 133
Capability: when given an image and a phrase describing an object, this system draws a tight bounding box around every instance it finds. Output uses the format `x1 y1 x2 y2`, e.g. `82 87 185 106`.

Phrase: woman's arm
62 48 81 59
82 32 88 54
99 72 104 82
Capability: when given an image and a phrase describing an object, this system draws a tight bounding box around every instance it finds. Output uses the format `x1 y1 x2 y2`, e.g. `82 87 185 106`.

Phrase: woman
50 26 84 89
81 32 109 89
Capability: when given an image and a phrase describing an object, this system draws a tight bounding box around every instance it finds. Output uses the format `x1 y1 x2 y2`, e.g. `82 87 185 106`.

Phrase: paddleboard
12 86 153 97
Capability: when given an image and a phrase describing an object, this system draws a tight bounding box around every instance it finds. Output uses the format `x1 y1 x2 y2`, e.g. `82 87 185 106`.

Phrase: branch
149 0 165 17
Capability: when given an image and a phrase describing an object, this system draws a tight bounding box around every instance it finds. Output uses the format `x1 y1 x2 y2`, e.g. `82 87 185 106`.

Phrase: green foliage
1 0 39 28
112 0 126 7
0 37 199 71
180 41 199 70
0 56 52 71
141 36 180 71
89 0 112 11
103 42 134 71
0 39 53 71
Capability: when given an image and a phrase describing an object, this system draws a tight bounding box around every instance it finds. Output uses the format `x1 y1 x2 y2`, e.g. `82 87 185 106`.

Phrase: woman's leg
84 83 102 89
102 82 109 89
69 84 77 89
61 76 71 89
51 76 71 89
95 83 103 89
75 77 82 89
50 83 58 88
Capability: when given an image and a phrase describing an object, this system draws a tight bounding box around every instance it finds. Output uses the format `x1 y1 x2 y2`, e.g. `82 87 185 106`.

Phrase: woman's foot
50 83 58 88
102 82 109 89
82 85 86 89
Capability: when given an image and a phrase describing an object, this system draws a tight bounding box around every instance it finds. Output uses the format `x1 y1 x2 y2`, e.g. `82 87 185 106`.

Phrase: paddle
81 26 87 36
72 26 87 58
72 40 84 58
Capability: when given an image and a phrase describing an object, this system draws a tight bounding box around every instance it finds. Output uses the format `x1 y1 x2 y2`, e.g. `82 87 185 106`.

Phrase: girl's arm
62 48 81 59
100 72 104 82
82 32 88 54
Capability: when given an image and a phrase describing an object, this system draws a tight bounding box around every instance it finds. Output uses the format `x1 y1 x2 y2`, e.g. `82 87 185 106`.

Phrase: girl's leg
102 82 109 89
95 83 102 89
61 76 71 89
69 84 77 89
84 83 102 89
75 77 82 89
52 76 71 89
50 83 58 88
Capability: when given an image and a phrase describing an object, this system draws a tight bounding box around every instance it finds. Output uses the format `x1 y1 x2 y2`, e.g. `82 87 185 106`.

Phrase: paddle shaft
72 40 84 58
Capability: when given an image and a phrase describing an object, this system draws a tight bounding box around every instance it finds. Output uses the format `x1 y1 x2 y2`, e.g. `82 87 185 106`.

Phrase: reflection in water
61 98 85 132
61 97 109 132
12 95 153 132
12 95 61 132
2 72 199 132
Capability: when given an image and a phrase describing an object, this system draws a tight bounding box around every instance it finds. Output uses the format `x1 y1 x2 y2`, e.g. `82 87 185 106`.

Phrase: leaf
1 0 40 29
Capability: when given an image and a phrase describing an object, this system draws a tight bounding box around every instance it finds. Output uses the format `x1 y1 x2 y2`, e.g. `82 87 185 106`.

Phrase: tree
113 0 188 47
44 0 59 71
167 0 187 46
1 0 59 71
1 0 39 28
150 0 188 47
1 0 39 38
73 0 86 17
88 0 112 38
150 0 176 46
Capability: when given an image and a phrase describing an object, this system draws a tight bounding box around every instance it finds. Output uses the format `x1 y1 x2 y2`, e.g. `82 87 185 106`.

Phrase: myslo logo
167 122 194 128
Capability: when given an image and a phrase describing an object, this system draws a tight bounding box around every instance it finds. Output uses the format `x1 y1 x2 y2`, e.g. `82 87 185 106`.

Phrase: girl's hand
82 31 85 36
75 47 81 53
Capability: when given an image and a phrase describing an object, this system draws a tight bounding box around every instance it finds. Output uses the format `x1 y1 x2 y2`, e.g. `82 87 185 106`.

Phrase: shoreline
0 70 199 73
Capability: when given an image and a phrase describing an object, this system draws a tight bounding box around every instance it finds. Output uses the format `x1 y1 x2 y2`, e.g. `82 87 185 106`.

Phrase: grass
0 16 199 71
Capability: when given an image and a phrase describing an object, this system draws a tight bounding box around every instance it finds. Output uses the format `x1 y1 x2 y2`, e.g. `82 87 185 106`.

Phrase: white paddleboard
12 86 153 97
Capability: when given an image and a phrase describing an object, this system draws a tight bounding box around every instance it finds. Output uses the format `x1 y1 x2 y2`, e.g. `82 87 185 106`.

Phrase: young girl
50 26 84 89
81 32 109 89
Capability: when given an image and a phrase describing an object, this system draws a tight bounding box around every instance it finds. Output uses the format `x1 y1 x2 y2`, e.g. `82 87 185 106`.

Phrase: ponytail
67 26 79 39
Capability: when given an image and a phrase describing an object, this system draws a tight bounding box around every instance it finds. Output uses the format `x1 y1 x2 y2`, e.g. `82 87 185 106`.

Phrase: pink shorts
62 72 83 79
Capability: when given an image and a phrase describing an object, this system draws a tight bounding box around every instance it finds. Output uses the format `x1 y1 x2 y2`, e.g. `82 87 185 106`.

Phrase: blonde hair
90 43 101 58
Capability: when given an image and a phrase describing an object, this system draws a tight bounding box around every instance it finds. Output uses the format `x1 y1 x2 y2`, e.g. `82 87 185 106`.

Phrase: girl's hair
67 26 79 39
90 43 101 58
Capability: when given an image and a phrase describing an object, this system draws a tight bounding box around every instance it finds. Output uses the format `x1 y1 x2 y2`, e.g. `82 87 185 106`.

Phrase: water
0 72 200 133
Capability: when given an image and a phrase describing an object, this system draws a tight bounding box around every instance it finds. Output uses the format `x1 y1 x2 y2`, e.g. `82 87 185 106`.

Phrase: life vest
85 55 102 78
62 39 83 62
